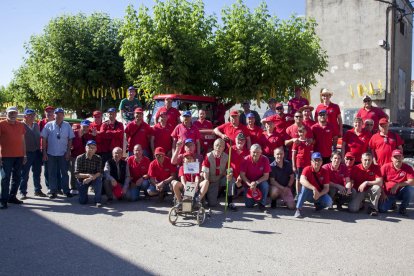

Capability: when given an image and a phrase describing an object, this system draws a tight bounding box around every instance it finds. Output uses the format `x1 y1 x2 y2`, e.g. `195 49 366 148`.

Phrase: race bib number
184 182 197 197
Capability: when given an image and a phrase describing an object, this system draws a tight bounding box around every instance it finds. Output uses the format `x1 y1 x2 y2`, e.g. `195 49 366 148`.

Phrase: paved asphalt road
1 178 414 276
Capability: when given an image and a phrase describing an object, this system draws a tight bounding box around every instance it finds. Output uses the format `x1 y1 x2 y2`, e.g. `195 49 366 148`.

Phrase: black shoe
399 208 409 217
49 193 57 199
0 202 8 209
65 192 73 198
20 194 28 200
8 197 23 204
391 202 398 211
34 191 47 197
57 190 64 195
271 200 277 209
258 203 267 212
228 203 238 212
336 204 343 211
315 203 324 212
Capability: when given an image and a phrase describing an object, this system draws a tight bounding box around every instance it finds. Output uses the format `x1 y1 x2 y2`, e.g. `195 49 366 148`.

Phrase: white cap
6 106 18 113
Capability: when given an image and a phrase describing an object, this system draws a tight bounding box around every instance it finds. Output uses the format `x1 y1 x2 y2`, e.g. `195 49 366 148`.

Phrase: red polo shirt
125 120 153 152
90 121 104 153
240 155 271 185
356 107 388 132
311 123 335 158
246 125 263 145
303 119 316 129
259 130 286 156
152 123 174 154
193 119 213 130
286 124 313 139
288 97 309 115
100 120 124 152
381 162 414 194
301 165 330 192
322 163 349 186
171 123 201 144
350 163 382 191
148 156 175 182
127 155 151 182
155 106 181 127
342 129 372 162
216 122 250 146
228 146 249 178
71 130 94 158
315 103 341 136
292 140 313 168
369 132 403 166
269 114 287 134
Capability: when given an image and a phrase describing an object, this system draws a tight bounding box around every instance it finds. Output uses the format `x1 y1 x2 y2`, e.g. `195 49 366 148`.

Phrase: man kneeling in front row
74 140 103 207
294 152 333 218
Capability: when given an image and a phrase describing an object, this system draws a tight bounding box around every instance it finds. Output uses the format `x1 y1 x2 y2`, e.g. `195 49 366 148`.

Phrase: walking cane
225 140 232 213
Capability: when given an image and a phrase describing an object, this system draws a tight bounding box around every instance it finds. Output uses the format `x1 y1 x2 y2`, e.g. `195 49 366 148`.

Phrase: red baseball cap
392 149 403 157
112 183 123 199
246 188 263 201
275 103 283 109
230 110 239 116
92 110 102 117
134 108 144 113
344 152 355 159
379 118 389 125
261 116 274 123
44 106 55 112
154 147 166 156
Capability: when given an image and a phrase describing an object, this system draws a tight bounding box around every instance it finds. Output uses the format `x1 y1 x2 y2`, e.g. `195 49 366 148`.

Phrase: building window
400 20 405 36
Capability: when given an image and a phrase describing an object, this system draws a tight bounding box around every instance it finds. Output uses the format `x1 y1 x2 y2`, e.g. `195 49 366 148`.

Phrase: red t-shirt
288 97 309 115
100 120 124 152
90 121 104 153
315 103 341 136
246 125 263 146
202 154 222 176
301 165 330 192
155 106 181 127
311 123 335 158
259 130 286 156
369 132 403 166
228 145 249 178
356 107 388 132
269 114 287 134
342 129 372 162
216 122 250 146
151 123 174 154
127 155 151 182
125 121 153 152
193 119 213 130
381 162 414 194
322 163 349 186
292 140 313 168
350 163 382 191
148 156 175 182
240 155 271 184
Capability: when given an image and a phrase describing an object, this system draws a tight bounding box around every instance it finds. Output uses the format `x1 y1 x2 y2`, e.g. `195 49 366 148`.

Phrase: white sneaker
294 209 303 218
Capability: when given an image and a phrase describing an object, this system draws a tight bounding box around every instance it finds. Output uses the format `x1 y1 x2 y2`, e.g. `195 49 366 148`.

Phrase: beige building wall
306 0 413 125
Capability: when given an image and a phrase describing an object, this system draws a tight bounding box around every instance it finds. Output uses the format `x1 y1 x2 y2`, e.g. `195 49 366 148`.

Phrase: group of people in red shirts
1 86 412 218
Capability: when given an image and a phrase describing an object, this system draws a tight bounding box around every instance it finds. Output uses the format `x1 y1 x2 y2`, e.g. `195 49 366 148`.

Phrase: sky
0 0 305 87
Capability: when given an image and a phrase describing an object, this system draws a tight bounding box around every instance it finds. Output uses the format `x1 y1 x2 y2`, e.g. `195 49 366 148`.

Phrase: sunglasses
318 114 327 116
363 99 372 103
345 157 355 161
365 123 373 126
295 116 303 118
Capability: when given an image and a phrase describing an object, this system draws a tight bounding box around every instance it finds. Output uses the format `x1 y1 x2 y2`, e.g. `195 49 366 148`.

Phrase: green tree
20 13 126 116
120 0 217 100
215 0 327 103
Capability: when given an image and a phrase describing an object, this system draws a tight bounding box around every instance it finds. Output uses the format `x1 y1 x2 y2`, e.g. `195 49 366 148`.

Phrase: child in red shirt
292 127 314 196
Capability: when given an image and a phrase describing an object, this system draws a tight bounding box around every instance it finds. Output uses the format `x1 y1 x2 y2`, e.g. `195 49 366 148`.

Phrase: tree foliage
20 13 126 116
120 0 217 100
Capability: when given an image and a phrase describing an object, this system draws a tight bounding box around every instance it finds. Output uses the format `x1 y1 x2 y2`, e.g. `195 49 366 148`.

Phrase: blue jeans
76 177 102 204
126 179 150 201
47 155 69 194
1 157 23 203
44 160 61 191
244 181 269 207
296 187 333 209
19 150 42 195
378 186 413 212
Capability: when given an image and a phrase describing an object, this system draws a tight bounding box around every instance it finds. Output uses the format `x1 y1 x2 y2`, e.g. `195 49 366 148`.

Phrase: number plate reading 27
184 182 197 197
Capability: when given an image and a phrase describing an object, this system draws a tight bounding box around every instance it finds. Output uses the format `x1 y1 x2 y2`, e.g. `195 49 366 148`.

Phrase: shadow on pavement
0 205 154 276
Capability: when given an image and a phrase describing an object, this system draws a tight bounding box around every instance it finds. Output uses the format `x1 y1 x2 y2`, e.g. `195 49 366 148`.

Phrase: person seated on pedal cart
172 153 208 208
148 147 176 201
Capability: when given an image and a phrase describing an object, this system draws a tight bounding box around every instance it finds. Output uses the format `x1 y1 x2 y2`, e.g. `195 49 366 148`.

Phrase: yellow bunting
82 88 85 99
378 80 383 93
349 85 354 98
357 84 364 97
369 82 375 95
